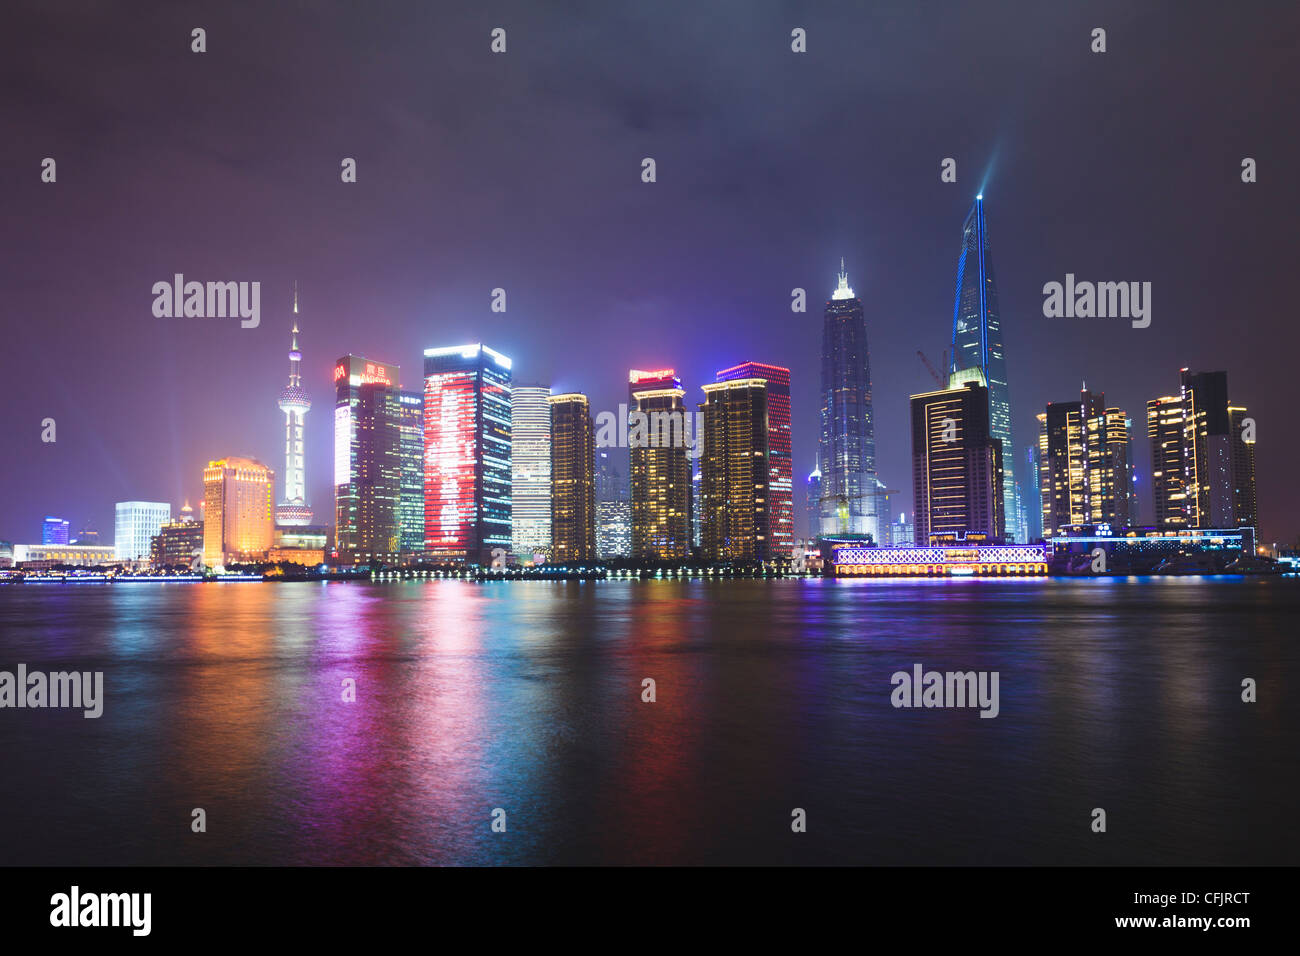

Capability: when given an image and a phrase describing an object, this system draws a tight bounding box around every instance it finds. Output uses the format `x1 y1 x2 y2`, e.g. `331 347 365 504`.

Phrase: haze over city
4 0 1296 545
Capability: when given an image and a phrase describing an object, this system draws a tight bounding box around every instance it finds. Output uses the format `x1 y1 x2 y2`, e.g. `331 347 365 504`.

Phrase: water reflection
0 577 1296 865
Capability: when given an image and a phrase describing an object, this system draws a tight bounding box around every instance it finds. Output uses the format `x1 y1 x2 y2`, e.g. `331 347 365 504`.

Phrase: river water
0 576 1295 865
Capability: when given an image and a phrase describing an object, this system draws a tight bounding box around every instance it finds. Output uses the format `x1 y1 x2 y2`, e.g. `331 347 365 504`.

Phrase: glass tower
423 344 513 564
818 261 879 540
950 196 1020 541
397 390 425 556
511 384 552 558
333 355 402 563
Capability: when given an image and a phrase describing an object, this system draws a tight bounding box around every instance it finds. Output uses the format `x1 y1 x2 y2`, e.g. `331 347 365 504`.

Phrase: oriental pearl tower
275 284 313 527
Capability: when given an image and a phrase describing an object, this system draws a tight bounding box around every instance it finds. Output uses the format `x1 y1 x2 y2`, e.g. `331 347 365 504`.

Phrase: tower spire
832 258 854 300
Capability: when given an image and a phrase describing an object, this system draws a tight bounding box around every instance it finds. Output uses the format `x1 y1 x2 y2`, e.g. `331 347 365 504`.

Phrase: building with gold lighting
629 369 692 561
548 392 596 563
699 378 770 562
1038 387 1133 537
1147 369 1256 531
202 457 275 567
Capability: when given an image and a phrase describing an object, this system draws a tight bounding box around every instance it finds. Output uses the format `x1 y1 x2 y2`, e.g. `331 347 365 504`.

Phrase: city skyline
5 2 1298 546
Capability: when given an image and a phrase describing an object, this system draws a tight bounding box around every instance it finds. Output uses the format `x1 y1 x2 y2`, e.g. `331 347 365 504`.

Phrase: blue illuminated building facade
950 196 1020 542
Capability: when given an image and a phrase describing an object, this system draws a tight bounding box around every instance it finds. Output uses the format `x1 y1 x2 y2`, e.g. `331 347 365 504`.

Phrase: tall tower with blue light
950 195 1019 541
276 285 313 527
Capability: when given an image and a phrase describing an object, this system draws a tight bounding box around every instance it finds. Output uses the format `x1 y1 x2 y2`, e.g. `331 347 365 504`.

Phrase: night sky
5 0 1298 544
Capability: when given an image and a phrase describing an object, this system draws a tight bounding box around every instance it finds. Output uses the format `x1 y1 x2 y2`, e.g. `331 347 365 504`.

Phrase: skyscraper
805 456 822 540
1037 387 1132 537
334 355 402 563
1147 369 1256 531
548 392 596 563
397 390 425 557
275 292 313 527
115 501 171 562
202 457 274 567
699 378 770 562
910 381 1004 544
1228 404 1258 529
1023 445 1043 542
511 384 552 558
950 196 1020 541
819 261 878 539
149 503 203 568
595 450 631 559
629 368 691 561
717 362 792 553
41 516 69 545
1147 393 1189 529
1180 369 1234 529
423 344 513 564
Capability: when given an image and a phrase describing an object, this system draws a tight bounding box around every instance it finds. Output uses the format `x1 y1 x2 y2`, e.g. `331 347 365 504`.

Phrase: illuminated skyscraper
1180 369 1234 528
1228 404 1257 529
950 196 1020 541
910 381 1004 544
202 457 274 567
819 261 879 538
41 516 69 545
699 378 770 562
1147 393 1188 529
149 503 203 568
275 290 313 527
511 384 552 557
1147 369 1255 531
423 344 513 564
1037 387 1132 537
334 354 402 563
595 450 631 559
115 501 171 562
717 362 792 553
1022 446 1043 541
629 368 692 561
548 392 596 563
805 456 822 540
397 390 425 557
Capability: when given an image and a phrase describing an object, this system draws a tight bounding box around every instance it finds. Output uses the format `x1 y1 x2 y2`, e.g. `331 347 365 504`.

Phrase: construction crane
917 349 948 387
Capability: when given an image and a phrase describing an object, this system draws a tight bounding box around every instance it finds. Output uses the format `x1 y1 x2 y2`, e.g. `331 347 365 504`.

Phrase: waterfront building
910 380 1004 544
334 354 402 563
1147 369 1256 530
548 392 596 563
42 517 69 545
699 377 770 563
818 261 879 538
512 384 552 558
13 544 118 567
149 503 203 567
1038 387 1133 537
423 344 513 564
629 369 691 561
397 390 425 557
114 501 171 562
949 195 1020 541
717 362 792 552
595 450 631 559
202 457 274 567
